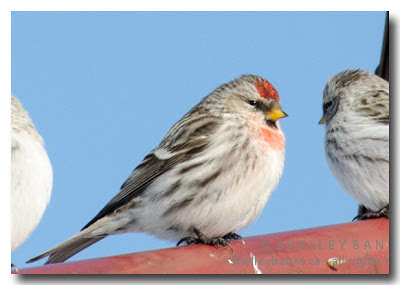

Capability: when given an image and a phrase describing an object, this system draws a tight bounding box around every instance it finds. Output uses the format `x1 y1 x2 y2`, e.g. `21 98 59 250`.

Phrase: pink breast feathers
260 128 285 151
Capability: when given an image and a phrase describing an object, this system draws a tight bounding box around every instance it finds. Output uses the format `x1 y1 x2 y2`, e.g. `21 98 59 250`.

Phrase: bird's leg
353 204 389 221
177 228 232 250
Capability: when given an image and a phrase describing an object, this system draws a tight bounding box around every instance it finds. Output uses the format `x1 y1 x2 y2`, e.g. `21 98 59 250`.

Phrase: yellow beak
318 115 326 125
267 108 288 122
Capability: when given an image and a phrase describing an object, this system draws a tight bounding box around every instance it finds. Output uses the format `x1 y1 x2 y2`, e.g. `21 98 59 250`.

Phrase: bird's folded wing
81 116 221 230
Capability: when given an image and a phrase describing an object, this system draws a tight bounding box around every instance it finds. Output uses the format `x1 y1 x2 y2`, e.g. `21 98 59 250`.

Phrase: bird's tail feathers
27 227 106 265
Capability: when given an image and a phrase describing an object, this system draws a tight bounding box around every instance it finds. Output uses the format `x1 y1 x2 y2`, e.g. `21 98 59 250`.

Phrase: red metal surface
13 219 389 274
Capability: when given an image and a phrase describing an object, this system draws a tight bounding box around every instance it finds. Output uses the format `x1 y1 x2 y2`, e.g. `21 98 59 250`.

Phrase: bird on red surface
28 75 287 264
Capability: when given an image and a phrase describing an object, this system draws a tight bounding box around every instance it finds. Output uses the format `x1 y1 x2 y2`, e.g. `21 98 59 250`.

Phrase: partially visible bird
27 74 287 265
319 69 389 220
11 95 53 252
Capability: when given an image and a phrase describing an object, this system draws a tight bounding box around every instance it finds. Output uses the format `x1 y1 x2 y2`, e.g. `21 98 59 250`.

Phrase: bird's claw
177 228 233 251
353 204 389 221
222 232 242 241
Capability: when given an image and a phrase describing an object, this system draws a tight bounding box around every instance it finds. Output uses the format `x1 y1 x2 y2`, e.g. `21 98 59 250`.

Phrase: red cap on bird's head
256 79 280 101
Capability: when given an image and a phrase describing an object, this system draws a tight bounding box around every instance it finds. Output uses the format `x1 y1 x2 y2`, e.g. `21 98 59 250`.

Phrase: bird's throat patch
260 128 285 150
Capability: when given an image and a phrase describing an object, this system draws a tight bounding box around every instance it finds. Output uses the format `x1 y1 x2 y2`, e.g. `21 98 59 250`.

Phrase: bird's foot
223 232 245 245
353 204 389 221
177 228 233 250
222 232 241 240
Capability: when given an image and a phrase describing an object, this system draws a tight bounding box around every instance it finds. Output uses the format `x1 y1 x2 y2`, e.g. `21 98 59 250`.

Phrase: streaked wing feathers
81 115 221 230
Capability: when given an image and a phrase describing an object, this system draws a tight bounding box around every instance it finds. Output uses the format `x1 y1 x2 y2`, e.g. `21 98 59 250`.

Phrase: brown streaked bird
28 75 288 264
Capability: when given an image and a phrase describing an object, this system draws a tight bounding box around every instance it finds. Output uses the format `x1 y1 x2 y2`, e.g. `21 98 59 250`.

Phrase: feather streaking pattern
27 74 287 264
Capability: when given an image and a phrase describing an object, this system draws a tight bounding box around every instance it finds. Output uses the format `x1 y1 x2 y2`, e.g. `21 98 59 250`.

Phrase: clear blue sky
11 11 386 268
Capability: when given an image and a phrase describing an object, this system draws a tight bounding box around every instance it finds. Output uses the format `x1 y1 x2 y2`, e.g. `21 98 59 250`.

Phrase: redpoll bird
11 95 53 252
319 69 389 220
28 75 287 264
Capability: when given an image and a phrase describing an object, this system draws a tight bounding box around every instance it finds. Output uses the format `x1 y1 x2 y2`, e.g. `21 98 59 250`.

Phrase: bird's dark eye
323 101 333 113
248 100 257 106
